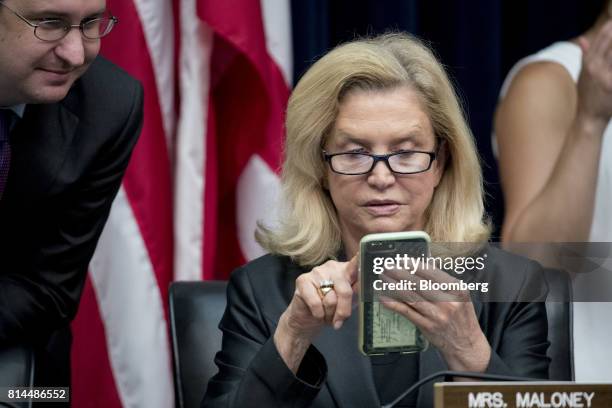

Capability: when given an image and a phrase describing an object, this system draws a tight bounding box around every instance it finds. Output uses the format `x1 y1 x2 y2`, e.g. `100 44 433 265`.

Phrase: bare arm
496 23 612 243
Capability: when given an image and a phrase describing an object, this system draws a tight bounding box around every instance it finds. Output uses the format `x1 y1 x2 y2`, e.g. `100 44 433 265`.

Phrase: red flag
175 0 291 280
71 0 292 405
71 0 176 406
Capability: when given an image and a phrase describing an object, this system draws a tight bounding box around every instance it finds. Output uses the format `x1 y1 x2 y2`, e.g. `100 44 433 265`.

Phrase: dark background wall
290 0 605 238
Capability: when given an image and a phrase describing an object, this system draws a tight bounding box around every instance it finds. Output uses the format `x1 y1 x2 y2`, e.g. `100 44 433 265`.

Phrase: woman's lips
363 201 401 216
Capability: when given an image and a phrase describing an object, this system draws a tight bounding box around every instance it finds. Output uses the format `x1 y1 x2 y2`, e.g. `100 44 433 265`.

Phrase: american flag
70 0 291 406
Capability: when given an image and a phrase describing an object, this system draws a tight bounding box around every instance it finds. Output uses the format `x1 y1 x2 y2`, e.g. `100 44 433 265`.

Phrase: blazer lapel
314 310 380 408
9 102 79 199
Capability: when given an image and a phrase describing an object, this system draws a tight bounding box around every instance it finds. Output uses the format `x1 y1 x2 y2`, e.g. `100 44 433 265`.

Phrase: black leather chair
169 281 228 408
169 272 574 408
0 325 73 407
542 268 574 381
0 346 35 408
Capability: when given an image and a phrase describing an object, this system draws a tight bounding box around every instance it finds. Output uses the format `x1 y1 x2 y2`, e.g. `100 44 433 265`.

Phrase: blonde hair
256 33 491 266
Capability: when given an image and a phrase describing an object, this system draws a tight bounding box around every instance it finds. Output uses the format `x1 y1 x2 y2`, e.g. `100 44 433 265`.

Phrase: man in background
0 0 143 386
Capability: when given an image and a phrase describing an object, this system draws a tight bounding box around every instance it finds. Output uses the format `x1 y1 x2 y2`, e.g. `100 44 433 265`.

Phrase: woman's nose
367 160 396 189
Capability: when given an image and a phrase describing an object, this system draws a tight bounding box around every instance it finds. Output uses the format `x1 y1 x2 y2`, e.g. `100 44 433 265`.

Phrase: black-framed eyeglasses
0 1 118 42
322 149 437 175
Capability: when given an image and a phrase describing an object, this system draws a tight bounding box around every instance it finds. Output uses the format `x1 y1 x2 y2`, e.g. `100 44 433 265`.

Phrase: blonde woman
203 33 549 408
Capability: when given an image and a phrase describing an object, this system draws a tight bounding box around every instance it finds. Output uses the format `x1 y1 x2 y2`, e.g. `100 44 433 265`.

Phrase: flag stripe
71 279 123 408
202 97 219 280
260 0 293 85
236 155 281 260
174 0 213 281
100 0 174 306
90 187 174 408
133 0 176 145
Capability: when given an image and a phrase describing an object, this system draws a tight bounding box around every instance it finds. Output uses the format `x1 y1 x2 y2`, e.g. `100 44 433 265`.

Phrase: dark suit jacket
0 56 143 350
202 247 550 408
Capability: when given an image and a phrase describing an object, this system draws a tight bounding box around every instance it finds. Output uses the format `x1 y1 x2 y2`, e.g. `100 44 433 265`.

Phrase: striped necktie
0 109 11 200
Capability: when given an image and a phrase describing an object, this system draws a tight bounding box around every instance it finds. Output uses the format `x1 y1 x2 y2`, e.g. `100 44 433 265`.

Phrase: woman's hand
576 20 612 127
380 266 491 373
274 256 359 373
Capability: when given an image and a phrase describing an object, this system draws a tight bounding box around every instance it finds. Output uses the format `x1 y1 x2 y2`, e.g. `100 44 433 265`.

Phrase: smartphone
359 231 430 356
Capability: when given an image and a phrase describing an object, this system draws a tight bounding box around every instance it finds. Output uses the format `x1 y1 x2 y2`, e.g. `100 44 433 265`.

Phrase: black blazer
202 247 550 408
0 56 143 346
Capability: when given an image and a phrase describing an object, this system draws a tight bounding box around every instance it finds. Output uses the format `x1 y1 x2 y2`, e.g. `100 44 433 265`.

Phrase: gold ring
319 279 334 296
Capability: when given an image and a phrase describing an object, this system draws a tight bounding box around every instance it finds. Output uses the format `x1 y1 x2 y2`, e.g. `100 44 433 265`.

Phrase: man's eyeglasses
322 149 437 175
0 1 117 42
